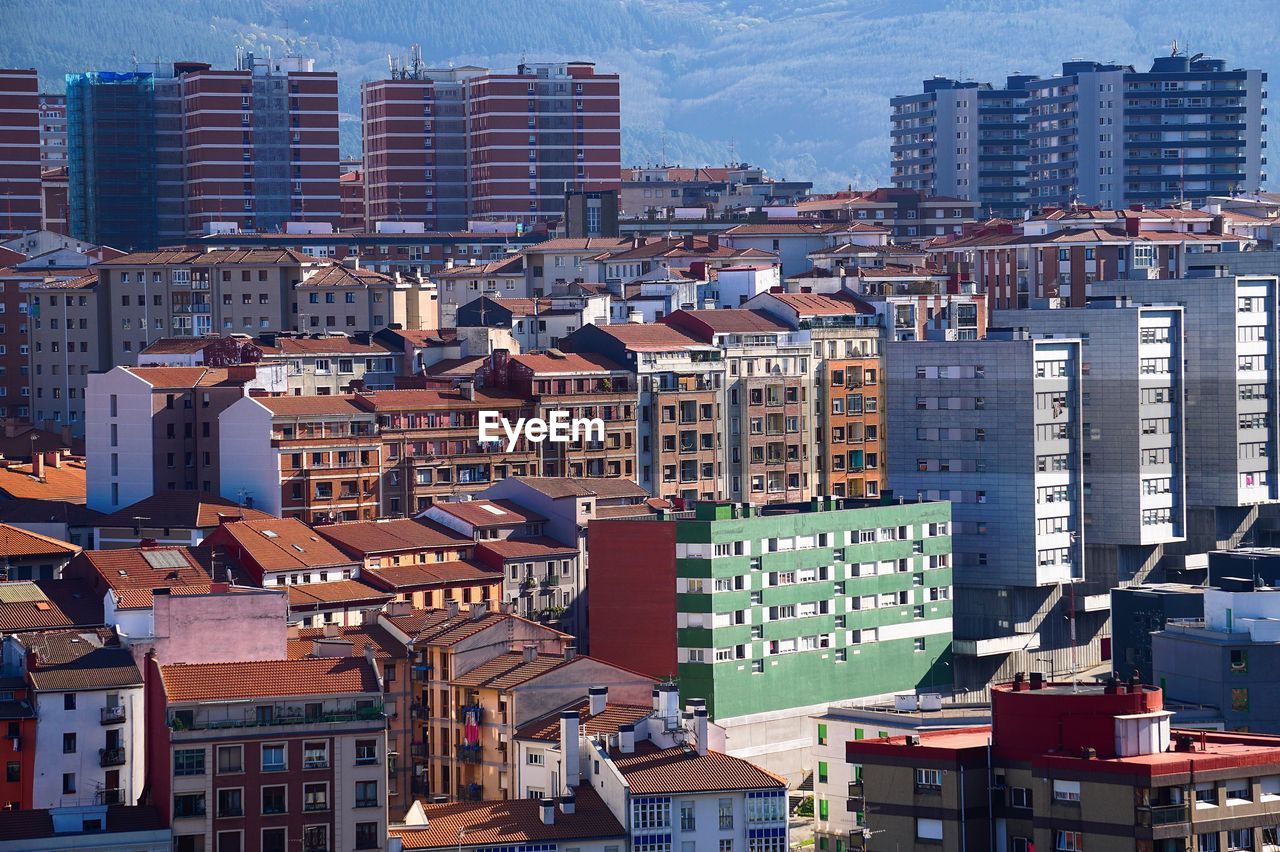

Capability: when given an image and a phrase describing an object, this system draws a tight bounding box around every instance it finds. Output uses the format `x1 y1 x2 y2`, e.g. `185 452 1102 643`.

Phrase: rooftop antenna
132 516 150 538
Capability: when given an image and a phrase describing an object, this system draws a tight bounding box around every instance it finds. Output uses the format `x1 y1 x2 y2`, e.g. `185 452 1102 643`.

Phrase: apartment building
997 301 1187 588
849 676 1280 852
481 349 638 480
797 187 982 242
886 332 1103 694
375 606 569 800
588 498 953 781
1 628 143 810
454 292 611 351
434 255 528 329
1092 275 1280 552
218 395 382 521
354 388 537 515
621 162 812 217
890 75 1039 218
92 491 271 549
0 69 42 238
562 322 727 501
662 309 814 503
200 516 361 588
85 365 286 513
25 271 101 431
1027 53 1266 209
149 655 388 852
747 291 886 500
37 93 67 171
362 59 620 231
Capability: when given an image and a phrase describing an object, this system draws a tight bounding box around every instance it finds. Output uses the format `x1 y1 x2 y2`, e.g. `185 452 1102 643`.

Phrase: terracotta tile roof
516 700 652 741
361 559 501 592
0 424 84 461
356 387 524 412
594 503 666 519
584 323 711 352
252 395 371 417
811 242 925 257
762 292 876 316
0 523 78 558
503 476 649 500
477 536 577 560
662 308 790 335
0 499 101 528
96 491 271 530
314 517 469 556
0 806 163 842
524 237 631 253
17 628 142 691
122 366 260 389
427 499 546 529
0 580 103 633
450 650 576 689
425 356 487 377
260 335 398 355
0 458 87 502
102 248 313 266
138 337 223 354
289 622 408 660
161 656 381 702
604 236 774 261
25 270 97 289
384 607 565 647
214 517 358 571
433 254 524 278
722 221 888 236
609 740 787 794
509 351 627 375
298 264 398 288
391 784 624 849
286 579 393 609
75 547 211 608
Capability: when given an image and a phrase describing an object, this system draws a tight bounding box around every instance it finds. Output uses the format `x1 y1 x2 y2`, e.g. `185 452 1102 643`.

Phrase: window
1009 787 1032 808
355 739 378 765
527 750 545 765
818 761 829 784
1231 650 1248 673
262 828 286 852
217 788 243 817
62 773 76 794
262 743 286 772
1056 832 1083 851
915 768 942 789
216 831 242 852
1198 834 1219 852
304 782 329 811
174 792 206 818
303 741 329 769
680 800 696 831
1232 688 1250 712
356 823 380 850
633 796 671 829
1226 828 1253 850
355 780 378 807
175 748 205 776
1053 779 1081 802
817 723 828 746
719 797 734 830
217 745 243 774
62 732 76 754
64 694 75 710
917 818 944 840
261 786 286 815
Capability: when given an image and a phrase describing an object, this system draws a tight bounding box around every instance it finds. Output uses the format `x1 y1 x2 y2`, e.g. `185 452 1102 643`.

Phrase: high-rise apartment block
891 74 1038 218
588 498 953 780
67 55 340 250
887 332 1104 693
893 52 1266 215
0 69 43 238
362 59 620 231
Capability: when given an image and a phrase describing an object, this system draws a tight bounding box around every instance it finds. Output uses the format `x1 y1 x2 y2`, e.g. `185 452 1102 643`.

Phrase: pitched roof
160 656 381 702
428 499 545 529
391 784 624 849
0 580 103 634
761 292 876 316
214 517 357 571
314 517 469 556
75 547 211 609
0 499 101 528
17 628 142 691
260 335 398 355
25 270 97 290
95 491 271 530
356 387 524 412
102 248 312 266
0 523 79 558
0 458 87 502
450 650 577 689
252 395 370 417
662 308 790 335
286 579 393 609
524 237 631 253
504 476 649 500
361 559 501 592
477 536 578 560
722 221 888 236
121 366 258 388
508 351 627 375
516 699 652 742
433 254 525 278
0 806 163 842
609 741 787 794
584 323 711 352
298 264 398 288
289 622 408 661
384 607 565 647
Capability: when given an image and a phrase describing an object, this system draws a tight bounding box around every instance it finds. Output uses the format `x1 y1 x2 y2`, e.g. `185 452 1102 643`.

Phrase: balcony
953 632 1041 657
95 788 125 806
169 703 385 732
456 743 483 764
100 747 126 767
1136 803 1189 827
101 705 126 725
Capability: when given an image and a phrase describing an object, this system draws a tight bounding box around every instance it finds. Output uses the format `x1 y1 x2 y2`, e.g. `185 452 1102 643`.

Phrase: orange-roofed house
91 491 272 550
481 349 638 480
198 516 360 587
85 364 289 514
217 395 382 522
148 655 389 852
0 522 79 580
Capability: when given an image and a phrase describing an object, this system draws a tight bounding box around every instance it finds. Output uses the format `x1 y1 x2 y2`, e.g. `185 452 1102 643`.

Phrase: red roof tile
214 517 358 572
361 560 501 592
516 699 652 741
0 523 78 558
427 499 546 529
160 656 381 702
391 784 624 848
314 517 469 556
610 741 787 794
286 579 393 609
289 622 408 660
95 491 271 530
477 536 577 560
0 580 103 634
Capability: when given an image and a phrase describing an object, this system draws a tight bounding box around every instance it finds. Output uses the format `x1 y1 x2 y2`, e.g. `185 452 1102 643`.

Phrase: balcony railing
95 788 125 806
99 747 126 767
169 704 384 732
1136 803 1189 826
101 705 126 725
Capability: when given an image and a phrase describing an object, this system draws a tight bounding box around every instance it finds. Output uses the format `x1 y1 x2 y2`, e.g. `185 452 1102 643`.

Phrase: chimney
445 600 460 619
1030 671 1045 690
618 722 636 753
694 708 709 756
31 453 44 481
323 623 340 638
1012 672 1026 692
652 687 661 711
560 794 576 815
539 798 556 825
587 686 607 717
208 581 230 594
523 643 538 663
1104 676 1120 695
682 234 694 250
45 451 61 469
469 600 489 620
657 683 679 730
1125 217 1142 237
563 643 577 662
707 234 720 251
560 710 581 789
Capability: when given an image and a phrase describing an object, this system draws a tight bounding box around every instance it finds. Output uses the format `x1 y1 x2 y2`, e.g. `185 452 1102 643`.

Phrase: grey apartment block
995 301 1186 547
1091 275 1280 513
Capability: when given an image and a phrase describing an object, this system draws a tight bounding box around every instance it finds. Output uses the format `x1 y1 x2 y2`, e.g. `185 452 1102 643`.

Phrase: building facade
0 69 43 238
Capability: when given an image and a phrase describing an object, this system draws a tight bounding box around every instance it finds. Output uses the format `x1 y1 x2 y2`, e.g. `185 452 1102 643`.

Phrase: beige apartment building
25 271 104 433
